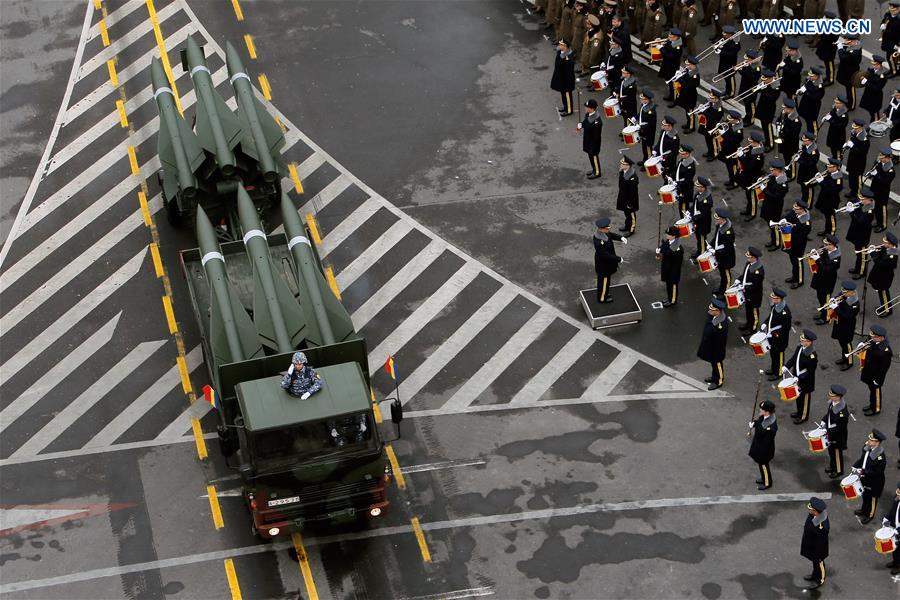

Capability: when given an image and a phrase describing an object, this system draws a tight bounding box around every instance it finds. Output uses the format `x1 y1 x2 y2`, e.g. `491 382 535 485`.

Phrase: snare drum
875 527 898 554
892 140 900 165
806 427 827 453
748 331 770 356
650 46 662 63
675 216 693 238
724 285 745 309
868 121 889 138
840 473 863 500
622 125 641 145
602 97 621 119
780 223 793 250
697 251 717 273
644 156 663 177
591 70 608 91
657 183 677 205
778 377 800 401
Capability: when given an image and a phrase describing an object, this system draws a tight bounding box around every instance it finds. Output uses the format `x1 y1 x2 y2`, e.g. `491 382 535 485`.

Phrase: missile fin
253 96 286 153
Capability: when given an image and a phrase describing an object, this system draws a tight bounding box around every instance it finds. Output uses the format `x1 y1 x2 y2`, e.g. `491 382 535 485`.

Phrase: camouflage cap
292 351 308 364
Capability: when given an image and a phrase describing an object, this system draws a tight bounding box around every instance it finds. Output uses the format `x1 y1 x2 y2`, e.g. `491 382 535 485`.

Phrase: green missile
151 57 204 199
195 205 263 365
225 41 284 183
280 193 356 347
236 185 307 353
184 35 242 177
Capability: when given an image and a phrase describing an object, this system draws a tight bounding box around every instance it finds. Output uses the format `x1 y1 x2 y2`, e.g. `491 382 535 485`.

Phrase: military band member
697 297 728 389
796 132 819 209
762 160 790 249
836 35 862 110
551 39 577 116
882 482 900 575
617 64 638 127
811 236 842 324
779 39 804 98
676 56 700 132
820 385 849 478
579 99 603 179
761 32 785 72
699 89 724 160
749 400 778 490
797 67 824 136
637 90 657 163
882 1 900 77
860 56 890 121
784 200 811 288
861 325 893 416
831 280 859 370
815 11 839 85
869 148 896 233
800 497 829 590
579 15 602 76
814 158 843 236
659 29 684 94
868 232 898 316
738 49 762 125
762 287 792 380
617 155 640 236
853 429 888 522
716 26 740 97
756 69 781 151
738 247 765 332
691 176 713 257
655 115 680 176
604 36 627 93
658 225 684 306
785 329 818 424
738 132 766 220
709 207 735 294
847 190 875 278
593 217 627 302
844 118 869 199
886 86 900 142
823 95 849 160
674 144 697 214
777 99 802 180
719 111 743 188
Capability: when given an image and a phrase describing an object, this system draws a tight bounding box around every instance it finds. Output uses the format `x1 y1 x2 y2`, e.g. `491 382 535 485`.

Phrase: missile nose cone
150 57 168 90
225 41 244 78
236 185 261 231
185 35 205 69
195 205 218 252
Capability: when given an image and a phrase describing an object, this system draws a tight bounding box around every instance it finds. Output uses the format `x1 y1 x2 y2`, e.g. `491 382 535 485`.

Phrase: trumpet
726 143 753 159
817 296 844 311
845 340 872 358
666 67 687 84
689 102 711 116
713 56 761 82
644 37 668 47
799 246 826 261
876 294 900 316
804 170 828 185
835 201 860 214
748 174 769 190
854 243 885 255
769 218 790 228
709 122 729 137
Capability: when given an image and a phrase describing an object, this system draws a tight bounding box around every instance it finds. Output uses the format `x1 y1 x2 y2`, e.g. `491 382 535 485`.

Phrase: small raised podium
579 283 642 329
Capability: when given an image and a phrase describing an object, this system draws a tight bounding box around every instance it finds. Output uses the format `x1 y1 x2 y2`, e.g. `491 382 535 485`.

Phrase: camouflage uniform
643 1 666 44
718 0 738 32
571 3 588 60
281 352 323 398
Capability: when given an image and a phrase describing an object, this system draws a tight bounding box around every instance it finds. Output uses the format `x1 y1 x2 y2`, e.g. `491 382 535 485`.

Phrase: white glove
798 86 806 94
819 421 826 428
861 77 867 85
760 323 767 332
737 148 745 157
652 150 658 157
823 114 831 121
881 23 887 31
301 391 311 400
748 421 755 428
884 518 891 526
621 237 628 245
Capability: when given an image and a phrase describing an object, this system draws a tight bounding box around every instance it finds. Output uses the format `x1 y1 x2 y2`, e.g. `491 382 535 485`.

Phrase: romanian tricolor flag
385 355 397 382
202 384 220 410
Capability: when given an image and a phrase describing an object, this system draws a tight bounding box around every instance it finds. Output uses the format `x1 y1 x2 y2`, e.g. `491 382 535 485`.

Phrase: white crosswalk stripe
85 0 146 43
335 220 413 290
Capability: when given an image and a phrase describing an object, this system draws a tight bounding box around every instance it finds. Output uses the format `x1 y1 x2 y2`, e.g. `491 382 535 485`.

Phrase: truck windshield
251 413 375 462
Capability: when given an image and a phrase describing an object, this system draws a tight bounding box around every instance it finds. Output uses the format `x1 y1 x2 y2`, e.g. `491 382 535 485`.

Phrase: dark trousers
694 232 707 256
560 90 573 114
876 288 892 316
853 246 868 275
762 120 774 149
703 132 715 156
757 462 772 488
800 183 814 208
744 304 760 329
809 560 826 586
587 153 601 176
742 99 756 124
770 348 784 376
827 443 843 474
641 140 652 163
845 84 856 109
874 199 887 230
597 274 611 302
665 282 678 304
821 211 836 235
716 267 732 294
768 226 779 248
624 210 636 233
723 75 736 98
822 60 834 85
861 490 879 519
794 390 810 422
837 339 853 365
684 110 696 131
744 189 758 217
710 361 724 385
790 255 804 285
848 168 862 196
805 117 819 137
867 382 882 413
815 288 831 320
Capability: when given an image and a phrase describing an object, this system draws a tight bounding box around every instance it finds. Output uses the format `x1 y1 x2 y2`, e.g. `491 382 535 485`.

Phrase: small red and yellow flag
202 384 220 410
385 355 397 382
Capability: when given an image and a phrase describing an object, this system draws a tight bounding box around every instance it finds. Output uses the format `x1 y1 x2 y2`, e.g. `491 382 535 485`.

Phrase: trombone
854 243 885 255
845 340 872 358
734 77 781 102
697 29 743 61
876 294 899 316
713 56 762 82
835 201 860 214
726 143 753 159
644 37 668 47
804 170 828 185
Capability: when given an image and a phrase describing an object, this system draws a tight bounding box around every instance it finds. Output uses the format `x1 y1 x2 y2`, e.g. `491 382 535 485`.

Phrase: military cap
829 384 846 396
604 0 617 6
745 49 759 58
852 117 866 126
841 280 857 290
762 68 775 77
747 246 762 258
810 66 822 75
595 217 611 228
641 89 655 99
808 497 826 512
794 199 808 209
710 297 726 309
292 351 307 364
801 328 817 341
750 131 765 143
770 158 786 169
622 64 634 74
587 14 601 25
687 55 699 65
680 143 694 152
880 146 892 156
760 400 776 412
575 0 587 4
870 324 887 337
771 287 787 298
787 38 799 49
559 38 571 47
895 85 900 93
697 175 711 187
802 131 815 140
828 157 841 166
860 186 874 198
710 87 723 97
585 98 599 108
886 231 899 245
714 207 729 219
727 109 741 119
869 429 887 442
836 94 848 103
723 25 736 34
670 27 682 36
620 154 635 165
783 98 796 108
824 234 839 245
889 0 900 6
663 115 677 125
873 55 885 63
666 225 680 236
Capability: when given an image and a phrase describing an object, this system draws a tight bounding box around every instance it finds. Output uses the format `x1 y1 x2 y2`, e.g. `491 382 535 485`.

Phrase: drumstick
747 369 765 438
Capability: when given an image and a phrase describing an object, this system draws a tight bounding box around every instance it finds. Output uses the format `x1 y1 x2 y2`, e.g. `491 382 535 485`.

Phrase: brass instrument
713 56 762 82
726 143 753 159
689 101 711 116
734 76 781 102
696 29 744 61
804 170 828 185
817 295 844 312
835 201 860 214
799 246 826 261
854 243 885 255
644 37 668 47
876 294 900 316
666 67 687 85
845 341 872 358
769 218 790 228
748 174 769 190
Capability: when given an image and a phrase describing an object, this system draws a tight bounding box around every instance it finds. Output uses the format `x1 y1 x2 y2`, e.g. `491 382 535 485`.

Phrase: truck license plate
267 496 300 507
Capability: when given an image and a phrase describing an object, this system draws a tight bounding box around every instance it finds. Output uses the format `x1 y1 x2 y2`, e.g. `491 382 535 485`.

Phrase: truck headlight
267 527 280 536
369 507 382 517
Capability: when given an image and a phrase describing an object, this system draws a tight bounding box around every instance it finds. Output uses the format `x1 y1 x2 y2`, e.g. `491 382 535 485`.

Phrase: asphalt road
1 0 898 599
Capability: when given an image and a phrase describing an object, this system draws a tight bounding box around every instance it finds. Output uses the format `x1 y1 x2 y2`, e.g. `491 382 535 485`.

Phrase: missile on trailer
280 194 355 347
195 205 264 365
236 185 307 353
225 41 285 183
151 57 204 200
184 35 242 177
